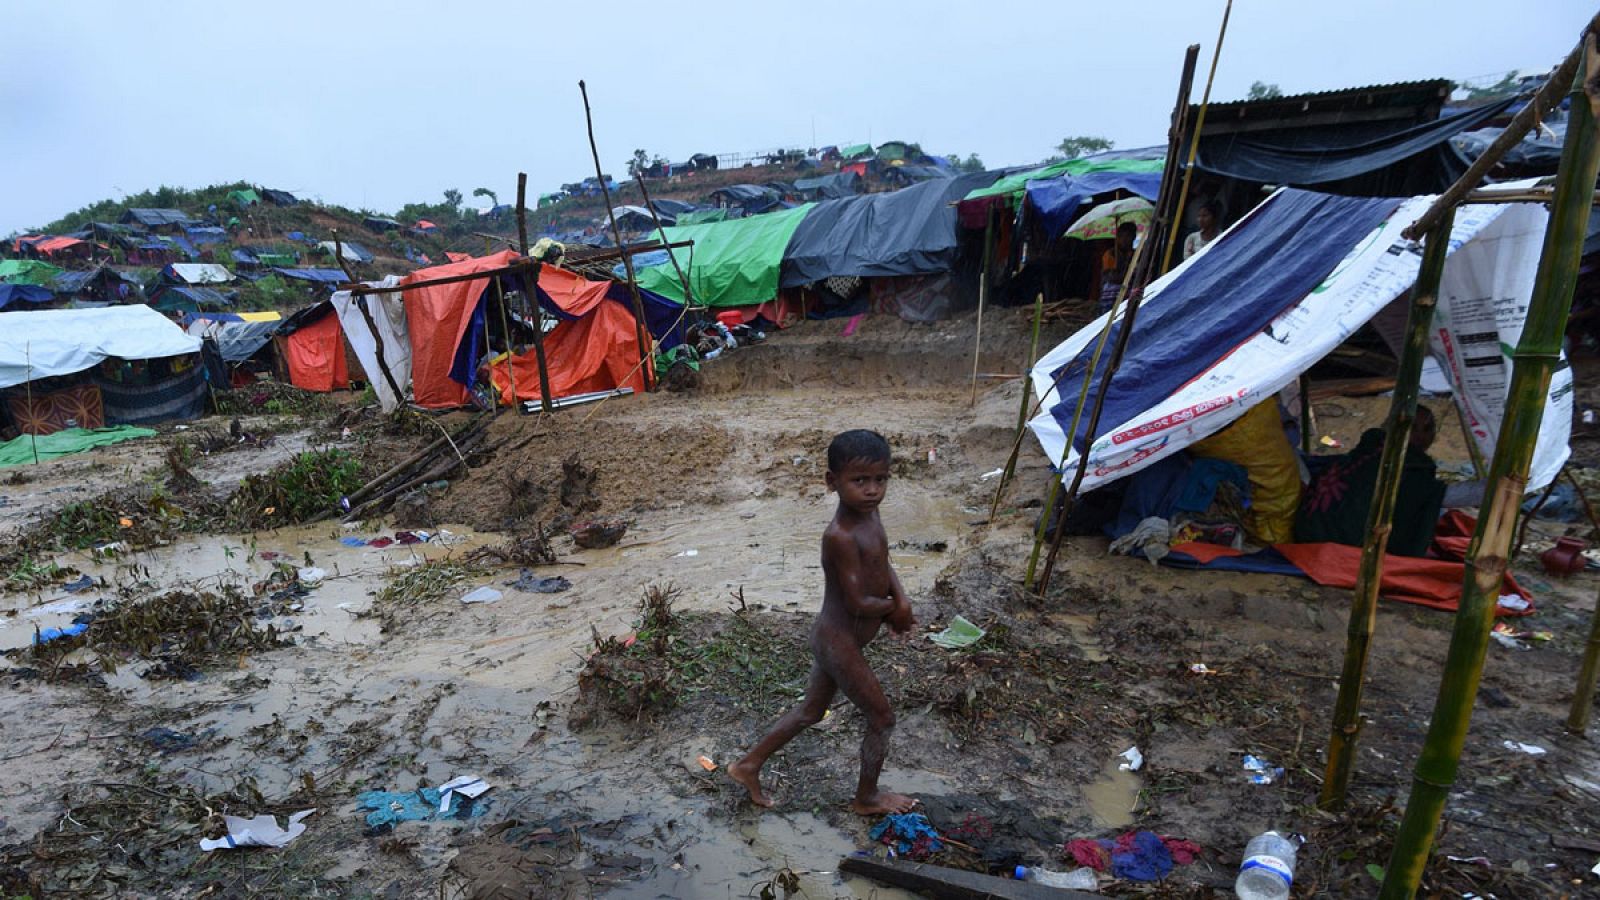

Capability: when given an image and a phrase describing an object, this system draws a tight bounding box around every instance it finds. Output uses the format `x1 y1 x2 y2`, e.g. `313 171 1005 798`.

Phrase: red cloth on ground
1272 541 1531 615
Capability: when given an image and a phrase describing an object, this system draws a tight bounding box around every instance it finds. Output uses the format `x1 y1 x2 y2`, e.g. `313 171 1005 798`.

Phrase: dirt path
3 309 1599 898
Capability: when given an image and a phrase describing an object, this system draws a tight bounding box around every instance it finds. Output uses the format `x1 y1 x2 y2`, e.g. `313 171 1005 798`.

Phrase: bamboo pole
1028 39 1204 593
1320 209 1454 810
1159 0 1231 276
516 172 555 414
1567 470 1600 733
970 206 997 407
492 275 517 413
989 293 1045 521
631 173 695 306
578 80 655 391
1381 42 1600 898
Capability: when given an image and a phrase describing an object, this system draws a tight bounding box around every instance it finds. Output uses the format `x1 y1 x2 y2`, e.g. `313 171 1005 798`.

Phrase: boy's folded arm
826 532 896 618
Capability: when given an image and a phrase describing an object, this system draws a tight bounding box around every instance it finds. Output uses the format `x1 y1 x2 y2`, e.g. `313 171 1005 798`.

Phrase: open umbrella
1063 197 1154 241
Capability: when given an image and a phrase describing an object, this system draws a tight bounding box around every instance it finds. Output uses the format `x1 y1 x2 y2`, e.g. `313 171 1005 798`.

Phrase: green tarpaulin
636 205 813 308
840 143 873 160
227 189 261 207
0 426 158 468
674 208 731 226
254 252 296 267
0 259 65 286
963 157 1165 203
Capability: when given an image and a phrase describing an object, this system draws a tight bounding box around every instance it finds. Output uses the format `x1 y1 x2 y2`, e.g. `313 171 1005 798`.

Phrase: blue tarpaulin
272 267 347 284
1025 170 1165 237
1049 189 1402 450
0 283 54 310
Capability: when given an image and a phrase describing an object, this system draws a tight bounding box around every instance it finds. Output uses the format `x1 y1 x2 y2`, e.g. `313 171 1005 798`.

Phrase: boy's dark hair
1198 199 1222 217
828 429 891 471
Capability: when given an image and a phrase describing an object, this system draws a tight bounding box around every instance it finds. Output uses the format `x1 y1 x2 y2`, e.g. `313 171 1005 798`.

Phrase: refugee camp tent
226 189 261 207
675 208 732 226
148 285 233 313
0 284 55 311
611 206 662 230
1023 169 1167 237
651 199 697 218
875 141 913 162
636 204 815 308
49 267 141 305
276 301 352 392
261 188 299 206
881 165 951 188
185 226 228 245
162 263 234 285
0 305 206 431
710 185 783 215
120 209 196 231
15 235 92 260
272 267 348 287
414 219 439 232
0 259 65 286
364 216 402 232
1027 184 1565 499
781 171 1000 287
318 241 375 264
962 154 1166 209
792 172 863 201
185 315 283 387
389 251 681 410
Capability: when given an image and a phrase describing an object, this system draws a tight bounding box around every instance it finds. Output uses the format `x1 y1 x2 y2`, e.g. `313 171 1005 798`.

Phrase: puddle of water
1053 612 1107 662
0 522 494 653
1081 756 1140 829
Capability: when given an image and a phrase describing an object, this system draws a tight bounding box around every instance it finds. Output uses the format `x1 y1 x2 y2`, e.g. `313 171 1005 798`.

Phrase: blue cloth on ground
869 813 944 857
35 622 89 644
356 787 489 831
1112 830 1174 881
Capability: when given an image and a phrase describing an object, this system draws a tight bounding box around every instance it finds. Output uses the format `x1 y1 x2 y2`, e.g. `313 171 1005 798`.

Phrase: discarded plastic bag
1243 754 1284 784
461 587 502 605
928 615 985 649
199 809 315 851
505 570 572 593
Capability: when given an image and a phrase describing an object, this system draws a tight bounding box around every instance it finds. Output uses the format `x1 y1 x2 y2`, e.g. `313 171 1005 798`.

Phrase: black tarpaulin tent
779 171 1000 287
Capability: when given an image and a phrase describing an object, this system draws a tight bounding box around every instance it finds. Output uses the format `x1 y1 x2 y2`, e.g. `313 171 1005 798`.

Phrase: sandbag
1189 401 1301 544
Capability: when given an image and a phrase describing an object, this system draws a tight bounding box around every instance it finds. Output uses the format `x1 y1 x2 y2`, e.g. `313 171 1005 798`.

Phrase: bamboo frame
516 172 555 414
1381 41 1600 898
988 294 1045 521
1320 209 1454 810
1159 0 1231 276
579 80 655 391
970 206 996 407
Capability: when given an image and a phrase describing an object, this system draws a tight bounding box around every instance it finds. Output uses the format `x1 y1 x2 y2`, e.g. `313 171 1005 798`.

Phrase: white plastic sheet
0 305 202 389
332 276 410 413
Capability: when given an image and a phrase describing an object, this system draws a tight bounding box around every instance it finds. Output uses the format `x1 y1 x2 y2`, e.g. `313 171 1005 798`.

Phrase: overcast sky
0 0 1588 235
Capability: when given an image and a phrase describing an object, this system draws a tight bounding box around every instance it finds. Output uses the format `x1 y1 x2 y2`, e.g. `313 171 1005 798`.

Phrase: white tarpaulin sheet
332 277 411 413
1028 188 1568 494
166 263 234 284
0 305 202 389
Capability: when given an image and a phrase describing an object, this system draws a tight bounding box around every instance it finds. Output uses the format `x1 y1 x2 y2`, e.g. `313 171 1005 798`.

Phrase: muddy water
1 473 973 894
1081 756 1141 829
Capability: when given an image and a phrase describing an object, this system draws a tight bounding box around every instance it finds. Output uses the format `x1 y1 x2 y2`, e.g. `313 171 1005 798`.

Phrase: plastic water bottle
1236 831 1298 900
1012 865 1098 889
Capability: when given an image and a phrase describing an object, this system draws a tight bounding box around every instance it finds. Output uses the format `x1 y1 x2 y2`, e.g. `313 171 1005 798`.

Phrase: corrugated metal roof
1201 79 1452 112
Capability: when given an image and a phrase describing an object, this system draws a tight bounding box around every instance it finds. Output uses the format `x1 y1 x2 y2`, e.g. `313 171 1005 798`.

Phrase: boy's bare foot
850 791 918 816
728 760 774 808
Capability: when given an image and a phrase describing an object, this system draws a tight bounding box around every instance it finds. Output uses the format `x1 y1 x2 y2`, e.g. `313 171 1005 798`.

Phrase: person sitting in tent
1099 221 1138 311
1294 405 1447 557
1183 201 1222 260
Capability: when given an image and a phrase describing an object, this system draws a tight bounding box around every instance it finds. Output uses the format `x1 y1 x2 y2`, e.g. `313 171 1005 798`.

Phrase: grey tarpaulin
779 171 1000 287
1192 97 1515 188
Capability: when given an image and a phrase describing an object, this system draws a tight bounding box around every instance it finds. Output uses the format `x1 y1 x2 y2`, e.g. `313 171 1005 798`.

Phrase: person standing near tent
1099 221 1139 311
1183 201 1222 260
730 430 919 816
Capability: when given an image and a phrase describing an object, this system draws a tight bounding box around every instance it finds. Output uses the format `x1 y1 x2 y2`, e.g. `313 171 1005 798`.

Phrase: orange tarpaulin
404 250 519 409
1169 537 1532 615
284 314 349 391
487 266 648 404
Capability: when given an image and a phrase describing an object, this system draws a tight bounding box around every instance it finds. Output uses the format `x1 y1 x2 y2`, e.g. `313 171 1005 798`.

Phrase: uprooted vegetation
21 576 297 680
212 380 336 417
0 448 366 592
364 557 491 633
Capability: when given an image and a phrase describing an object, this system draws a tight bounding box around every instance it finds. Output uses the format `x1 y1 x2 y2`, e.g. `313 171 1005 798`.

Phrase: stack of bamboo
336 416 494 522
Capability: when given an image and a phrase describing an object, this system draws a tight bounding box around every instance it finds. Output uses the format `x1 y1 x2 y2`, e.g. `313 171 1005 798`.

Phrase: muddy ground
3 308 1600 899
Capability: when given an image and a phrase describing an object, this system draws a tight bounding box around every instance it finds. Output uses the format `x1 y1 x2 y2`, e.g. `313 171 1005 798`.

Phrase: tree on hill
1056 136 1114 161
442 188 463 209
954 153 985 173
472 187 499 208
1247 81 1284 100
629 149 651 176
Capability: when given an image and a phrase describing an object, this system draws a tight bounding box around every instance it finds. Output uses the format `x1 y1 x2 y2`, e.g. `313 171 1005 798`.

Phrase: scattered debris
199 809 316 851
1118 746 1144 772
928 615 986 649
1243 754 1285 785
461 586 503 605
572 518 629 549
1502 741 1547 756
505 570 572 593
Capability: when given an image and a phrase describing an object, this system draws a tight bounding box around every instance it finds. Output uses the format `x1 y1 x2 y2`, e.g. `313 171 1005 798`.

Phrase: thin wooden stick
579 80 655 391
989 293 1044 521
631 173 694 306
970 206 996 407
493 275 517 412
516 172 554 414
